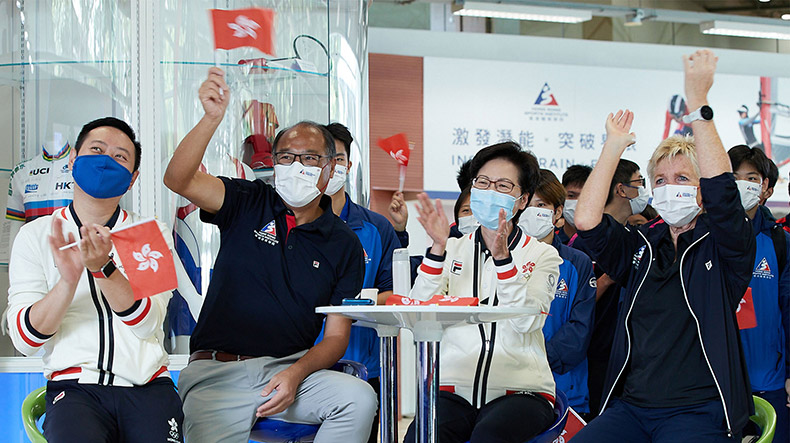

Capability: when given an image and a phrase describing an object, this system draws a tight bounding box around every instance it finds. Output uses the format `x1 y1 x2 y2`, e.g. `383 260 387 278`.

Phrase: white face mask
736 179 762 211
629 185 651 215
519 207 556 240
456 215 480 235
324 164 347 196
652 184 702 227
563 199 577 227
274 162 324 208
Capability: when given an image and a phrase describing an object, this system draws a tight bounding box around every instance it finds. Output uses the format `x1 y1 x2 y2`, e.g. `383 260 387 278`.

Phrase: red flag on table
111 219 178 301
386 295 479 306
210 8 275 55
377 133 411 166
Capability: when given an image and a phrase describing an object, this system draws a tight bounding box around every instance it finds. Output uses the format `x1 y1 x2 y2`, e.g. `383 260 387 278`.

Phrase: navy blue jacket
740 205 790 391
578 173 756 436
543 234 597 412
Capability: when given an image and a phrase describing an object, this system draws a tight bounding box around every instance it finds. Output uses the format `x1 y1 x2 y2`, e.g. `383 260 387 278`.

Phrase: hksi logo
534 82 559 106
753 257 774 279
632 245 646 269
228 15 261 39
555 278 569 298
675 192 694 198
134 244 164 272
29 167 49 176
363 249 371 264
254 220 278 245
55 181 73 190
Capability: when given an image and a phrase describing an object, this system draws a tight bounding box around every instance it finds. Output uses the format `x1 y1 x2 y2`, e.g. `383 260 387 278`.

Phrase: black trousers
404 391 554 443
43 378 184 443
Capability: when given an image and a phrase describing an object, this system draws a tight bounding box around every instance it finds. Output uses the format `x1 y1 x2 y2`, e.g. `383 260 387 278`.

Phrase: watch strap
90 257 116 279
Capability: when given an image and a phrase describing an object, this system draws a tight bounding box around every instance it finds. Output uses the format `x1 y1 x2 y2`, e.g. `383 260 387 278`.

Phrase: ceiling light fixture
700 19 790 39
452 2 592 23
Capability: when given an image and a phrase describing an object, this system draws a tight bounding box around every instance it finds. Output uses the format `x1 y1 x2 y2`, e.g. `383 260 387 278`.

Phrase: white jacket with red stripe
5 206 172 387
411 228 561 407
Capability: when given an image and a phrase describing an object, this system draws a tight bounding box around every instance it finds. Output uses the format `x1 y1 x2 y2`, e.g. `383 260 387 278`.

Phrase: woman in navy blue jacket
572 50 756 442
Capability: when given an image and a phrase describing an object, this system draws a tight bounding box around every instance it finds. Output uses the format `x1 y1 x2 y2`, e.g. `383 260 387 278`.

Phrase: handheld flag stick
58 218 155 251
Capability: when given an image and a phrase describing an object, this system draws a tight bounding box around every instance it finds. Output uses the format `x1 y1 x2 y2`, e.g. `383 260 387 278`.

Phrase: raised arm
163 67 230 214
683 50 731 178
574 110 635 231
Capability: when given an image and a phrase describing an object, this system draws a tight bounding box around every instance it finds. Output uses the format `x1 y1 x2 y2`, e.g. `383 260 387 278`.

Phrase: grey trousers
178 352 378 443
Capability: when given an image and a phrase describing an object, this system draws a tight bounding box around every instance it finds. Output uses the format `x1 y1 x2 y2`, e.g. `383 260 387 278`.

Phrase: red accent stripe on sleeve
146 365 169 383
16 308 44 348
122 298 151 326
497 266 518 280
420 263 443 275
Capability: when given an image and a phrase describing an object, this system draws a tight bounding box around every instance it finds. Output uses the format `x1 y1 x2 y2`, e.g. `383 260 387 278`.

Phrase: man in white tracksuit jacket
404 142 562 443
6 117 183 442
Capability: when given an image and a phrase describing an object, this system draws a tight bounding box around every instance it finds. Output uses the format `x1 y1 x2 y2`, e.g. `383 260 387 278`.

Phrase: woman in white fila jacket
403 142 562 443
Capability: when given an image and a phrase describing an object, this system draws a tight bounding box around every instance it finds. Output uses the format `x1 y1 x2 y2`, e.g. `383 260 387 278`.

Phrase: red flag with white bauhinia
377 133 411 191
210 8 275 55
111 219 178 300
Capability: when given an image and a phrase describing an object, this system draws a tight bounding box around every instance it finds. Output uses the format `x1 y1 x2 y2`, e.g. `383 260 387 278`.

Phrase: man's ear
68 147 77 170
128 170 140 190
615 183 628 199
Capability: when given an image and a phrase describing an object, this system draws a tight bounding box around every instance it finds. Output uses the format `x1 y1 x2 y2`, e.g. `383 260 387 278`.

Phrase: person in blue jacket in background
317 123 401 443
520 169 596 418
728 144 790 443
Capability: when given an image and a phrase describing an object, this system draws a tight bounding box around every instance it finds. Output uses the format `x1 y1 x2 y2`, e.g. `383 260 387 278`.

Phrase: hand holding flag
58 219 178 300
377 133 412 192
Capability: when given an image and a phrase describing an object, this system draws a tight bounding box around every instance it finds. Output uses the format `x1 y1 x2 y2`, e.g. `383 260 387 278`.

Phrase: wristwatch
90 256 117 279
682 105 714 124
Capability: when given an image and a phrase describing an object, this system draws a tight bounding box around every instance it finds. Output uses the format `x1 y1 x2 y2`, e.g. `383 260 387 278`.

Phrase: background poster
424 56 790 205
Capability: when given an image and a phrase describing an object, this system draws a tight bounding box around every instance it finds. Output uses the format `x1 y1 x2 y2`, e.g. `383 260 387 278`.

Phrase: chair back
751 395 777 443
21 386 47 443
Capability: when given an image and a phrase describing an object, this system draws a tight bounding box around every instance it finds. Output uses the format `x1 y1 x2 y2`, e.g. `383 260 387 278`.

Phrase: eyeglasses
623 177 646 188
472 175 520 194
273 152 331 167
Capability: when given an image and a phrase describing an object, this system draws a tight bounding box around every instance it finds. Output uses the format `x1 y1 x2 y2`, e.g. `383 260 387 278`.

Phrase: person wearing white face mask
573 50 756 443
317 123 401 443
727 144 790 443
557 165 592 245
520 169 597 420
405 142 562 443
163 68 376 443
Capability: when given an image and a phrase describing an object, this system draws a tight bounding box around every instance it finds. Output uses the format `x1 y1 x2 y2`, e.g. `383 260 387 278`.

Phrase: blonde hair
647 135 701 184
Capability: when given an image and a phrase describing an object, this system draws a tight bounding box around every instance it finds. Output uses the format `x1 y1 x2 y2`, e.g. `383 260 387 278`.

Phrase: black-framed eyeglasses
623 177 646 188
472 175 520 194
273 152 332 167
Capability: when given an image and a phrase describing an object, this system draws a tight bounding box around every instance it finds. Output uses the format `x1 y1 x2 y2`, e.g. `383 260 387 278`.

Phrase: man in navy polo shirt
163 67 376 442
319 122 400 443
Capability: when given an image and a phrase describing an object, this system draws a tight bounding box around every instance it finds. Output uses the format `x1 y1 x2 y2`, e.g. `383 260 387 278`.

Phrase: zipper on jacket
601 230 653 413
678 232 733 436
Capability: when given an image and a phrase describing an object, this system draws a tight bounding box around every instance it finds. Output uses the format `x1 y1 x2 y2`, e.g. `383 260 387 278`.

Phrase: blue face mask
469 188 519 230
72 155 133 199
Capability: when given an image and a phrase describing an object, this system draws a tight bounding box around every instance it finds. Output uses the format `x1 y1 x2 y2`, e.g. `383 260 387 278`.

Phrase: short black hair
456 159 473 191
453 186 472 225
325 123 353 156
728 144 771 181
641 204 658 222
273 121 336 158
767 156 779 190
75 117 141 172
606 159 640 206
561 165 592 189
469 141 539 222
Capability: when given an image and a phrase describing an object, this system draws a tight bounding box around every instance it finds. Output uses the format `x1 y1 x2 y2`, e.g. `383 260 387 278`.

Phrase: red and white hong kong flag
736 287 758 330
377 133 411 166
111 219 177 301
210 8 275 55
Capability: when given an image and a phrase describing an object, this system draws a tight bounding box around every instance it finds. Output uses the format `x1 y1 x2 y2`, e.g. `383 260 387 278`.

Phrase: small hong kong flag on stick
111 219 178 301
376 133 411 192
210 8 275 56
